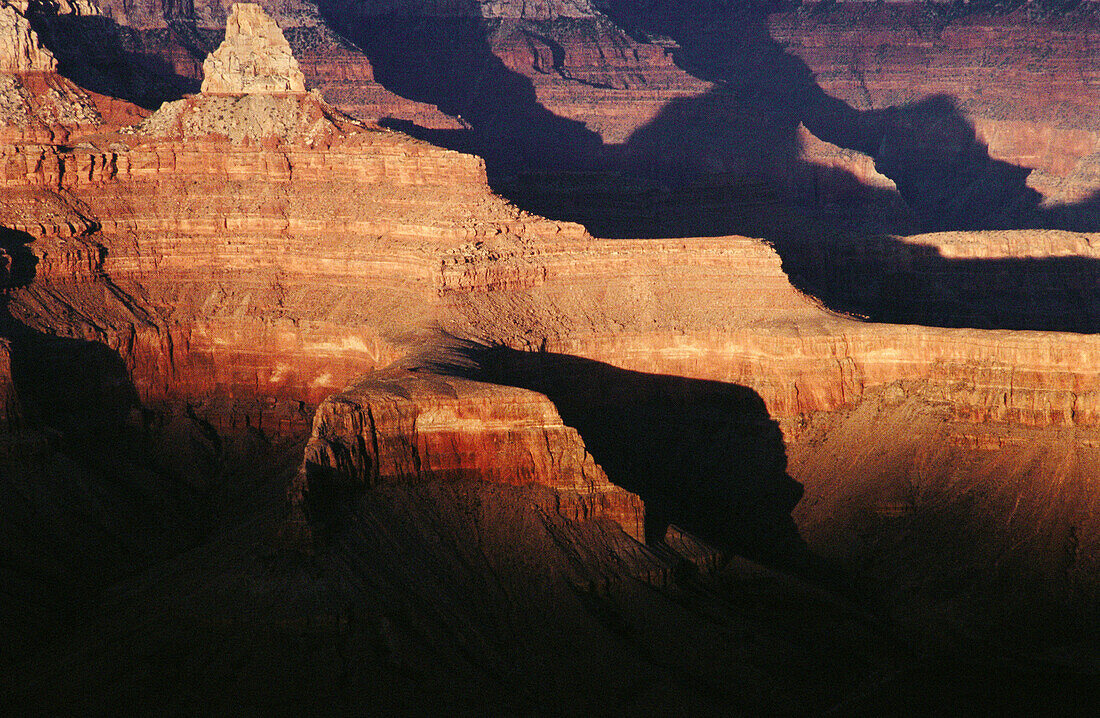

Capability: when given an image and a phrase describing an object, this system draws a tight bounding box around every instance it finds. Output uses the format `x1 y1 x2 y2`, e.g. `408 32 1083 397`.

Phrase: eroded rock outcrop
300 368 644 538
200 3 306 94
36 0 1100 226
1 4 581 439
0 3 57 73
0 2 148 141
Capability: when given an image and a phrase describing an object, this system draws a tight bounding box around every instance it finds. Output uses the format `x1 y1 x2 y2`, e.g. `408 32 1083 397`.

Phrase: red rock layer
12 98 1100 527
1 87 593 435
767 4 1100 204
8 4 1100 548
302 368 644 538
11 96 1100 544
46 2 1100 218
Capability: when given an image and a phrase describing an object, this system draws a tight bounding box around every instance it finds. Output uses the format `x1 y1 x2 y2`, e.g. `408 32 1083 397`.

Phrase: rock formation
201 3 306 93
0 3 57 73
301 368 644 538
0 2 148 142
5 1 1100 713
41 1 1100 222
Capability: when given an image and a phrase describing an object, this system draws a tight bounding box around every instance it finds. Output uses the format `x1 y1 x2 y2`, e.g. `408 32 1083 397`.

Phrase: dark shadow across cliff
315 0 607 177
426 339 821 575
0 228 209 656
0 228 37 291
316 0 1100 332
1 307 140 438
599 2 1057 231
315 0 1085 232
1 228 138 437
774 229 1100 332
26 10 206 108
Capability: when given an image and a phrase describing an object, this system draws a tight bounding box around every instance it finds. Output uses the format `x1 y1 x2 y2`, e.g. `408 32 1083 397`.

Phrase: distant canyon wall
6 5 1100 665
25 1 1100 217
7 93 1100 438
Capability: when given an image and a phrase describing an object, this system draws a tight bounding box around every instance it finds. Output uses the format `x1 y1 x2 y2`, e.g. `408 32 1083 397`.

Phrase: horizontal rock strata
301 368 644 539
6 0 1100 556
5 5 1100 687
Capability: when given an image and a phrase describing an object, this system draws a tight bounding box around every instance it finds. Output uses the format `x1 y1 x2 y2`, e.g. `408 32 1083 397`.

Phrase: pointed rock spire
200 3 306 94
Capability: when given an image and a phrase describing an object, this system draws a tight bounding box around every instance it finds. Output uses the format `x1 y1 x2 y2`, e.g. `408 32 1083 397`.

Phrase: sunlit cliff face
3 2 1100 714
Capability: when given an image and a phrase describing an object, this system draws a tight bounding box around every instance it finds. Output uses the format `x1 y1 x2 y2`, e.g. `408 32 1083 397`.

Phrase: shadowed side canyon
314 0 1092 231
1 217 306 667
23 2 205 108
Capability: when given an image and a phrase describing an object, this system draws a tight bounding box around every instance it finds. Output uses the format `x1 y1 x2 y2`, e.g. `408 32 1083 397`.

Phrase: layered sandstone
5 1 1100 678
13 82 1100 528
36 0 1100 224
7 19 1100 547
1 4 590 440
302 368 644 538
765 3 1100 217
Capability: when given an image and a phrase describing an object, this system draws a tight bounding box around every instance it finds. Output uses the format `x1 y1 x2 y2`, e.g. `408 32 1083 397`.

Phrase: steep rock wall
0 2 57 72
301 368 644 538
5 1 1100 666
2 108 549 430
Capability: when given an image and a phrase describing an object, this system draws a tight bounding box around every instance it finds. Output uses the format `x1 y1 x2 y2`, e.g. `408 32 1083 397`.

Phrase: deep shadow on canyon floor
6 3 1100 714
0 225 304 663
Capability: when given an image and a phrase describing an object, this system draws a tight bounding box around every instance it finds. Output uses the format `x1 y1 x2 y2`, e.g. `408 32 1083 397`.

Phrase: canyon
3 1 1100 714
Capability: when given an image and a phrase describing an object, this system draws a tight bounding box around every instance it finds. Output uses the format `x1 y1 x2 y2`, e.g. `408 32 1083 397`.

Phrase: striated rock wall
766 3 1100 210
40 0 1100 219
8 1 1100 692
11 88 1100 544
301 368 644 538
8 0 1100 553
0 3 57 73
13 101 1100 514
1 78 583 434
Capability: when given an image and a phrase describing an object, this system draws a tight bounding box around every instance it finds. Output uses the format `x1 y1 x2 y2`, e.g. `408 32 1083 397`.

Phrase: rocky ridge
31 1 1100 218
0 1 147 143
301 368 645 538
7 2 1100 541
